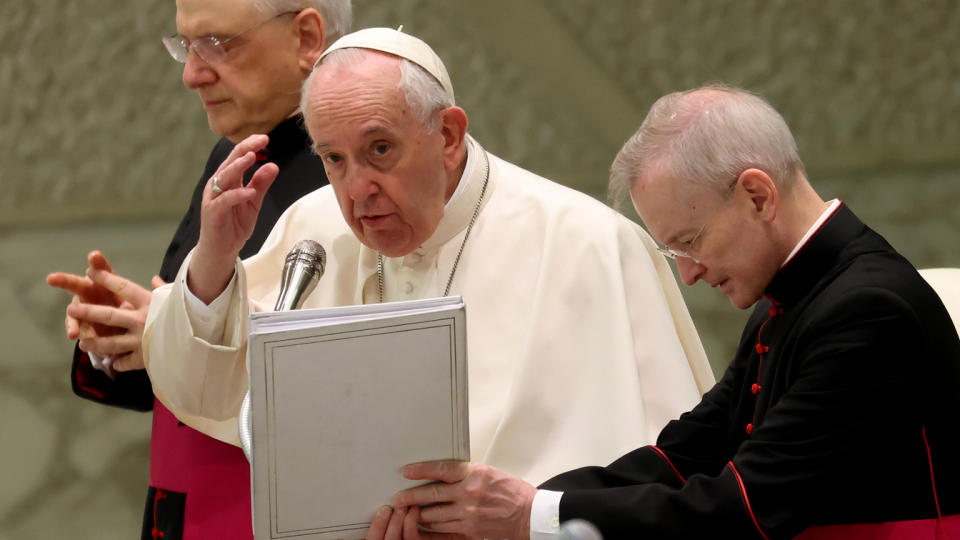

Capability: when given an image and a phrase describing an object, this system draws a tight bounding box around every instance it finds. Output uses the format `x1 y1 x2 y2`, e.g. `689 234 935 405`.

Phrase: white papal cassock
143 136 714 485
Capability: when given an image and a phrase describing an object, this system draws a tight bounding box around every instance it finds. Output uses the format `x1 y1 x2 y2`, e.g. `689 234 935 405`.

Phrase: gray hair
301 47 455 133
253 0 352 44
609 83 805 207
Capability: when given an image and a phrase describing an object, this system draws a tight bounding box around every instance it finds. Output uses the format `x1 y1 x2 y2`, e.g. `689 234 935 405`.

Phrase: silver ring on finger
210 176 223 197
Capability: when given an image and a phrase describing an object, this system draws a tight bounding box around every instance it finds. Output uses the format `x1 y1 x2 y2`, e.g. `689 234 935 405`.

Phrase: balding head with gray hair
253 0 352 44
610 84 806 207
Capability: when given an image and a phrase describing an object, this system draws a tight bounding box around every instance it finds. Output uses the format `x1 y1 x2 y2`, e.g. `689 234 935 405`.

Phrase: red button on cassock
768 306 778 317
746 423 754 435
755 343 763 354
751 383 761 395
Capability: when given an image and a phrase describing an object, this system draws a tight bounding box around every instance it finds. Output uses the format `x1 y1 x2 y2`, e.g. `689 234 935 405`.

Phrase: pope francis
142 28 714 486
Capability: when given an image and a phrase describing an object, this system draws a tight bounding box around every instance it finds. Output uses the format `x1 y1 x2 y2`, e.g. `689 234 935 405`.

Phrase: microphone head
275 239 326 311
287 239 326 276
558 519 603 540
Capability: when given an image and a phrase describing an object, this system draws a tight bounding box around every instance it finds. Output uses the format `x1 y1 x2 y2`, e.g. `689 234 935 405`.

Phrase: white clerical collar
781 199 841 267
420 135 491 251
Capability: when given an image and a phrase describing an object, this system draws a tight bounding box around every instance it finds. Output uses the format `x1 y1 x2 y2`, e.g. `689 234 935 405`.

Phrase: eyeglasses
161 11 298 65
656 221 708 264
655 176 739 265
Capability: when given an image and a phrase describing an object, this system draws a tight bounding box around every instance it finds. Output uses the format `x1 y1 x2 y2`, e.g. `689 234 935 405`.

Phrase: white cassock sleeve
143 252 254 445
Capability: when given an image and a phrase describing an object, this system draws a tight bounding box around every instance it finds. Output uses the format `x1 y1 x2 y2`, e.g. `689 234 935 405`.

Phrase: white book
246 296 470 539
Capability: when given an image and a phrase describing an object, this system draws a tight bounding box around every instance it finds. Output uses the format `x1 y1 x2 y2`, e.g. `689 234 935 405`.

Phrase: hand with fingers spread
391 461 537 540
47 250 167 372
189 133 279 303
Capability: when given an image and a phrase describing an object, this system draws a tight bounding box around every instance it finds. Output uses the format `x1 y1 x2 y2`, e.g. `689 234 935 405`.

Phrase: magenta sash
149 400 253 540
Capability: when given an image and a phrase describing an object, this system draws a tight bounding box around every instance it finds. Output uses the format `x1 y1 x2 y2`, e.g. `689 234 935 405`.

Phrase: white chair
919 268 960 336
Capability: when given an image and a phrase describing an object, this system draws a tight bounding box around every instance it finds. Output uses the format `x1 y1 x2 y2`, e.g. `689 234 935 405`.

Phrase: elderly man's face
304 54 460 257
175 0 306 142
632 168 780 310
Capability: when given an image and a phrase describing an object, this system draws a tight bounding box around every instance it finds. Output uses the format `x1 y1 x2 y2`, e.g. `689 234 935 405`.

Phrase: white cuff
530 489 563 540
86 351 116 379
88 350 105 370
183 270 237 344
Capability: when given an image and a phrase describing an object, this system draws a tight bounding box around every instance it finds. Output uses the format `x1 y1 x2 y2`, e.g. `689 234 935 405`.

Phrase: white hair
253 0 352 44
301 47 454 133
609 83 805 207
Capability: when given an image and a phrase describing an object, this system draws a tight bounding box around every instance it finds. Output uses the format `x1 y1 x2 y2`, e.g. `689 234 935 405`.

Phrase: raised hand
188 134 278 303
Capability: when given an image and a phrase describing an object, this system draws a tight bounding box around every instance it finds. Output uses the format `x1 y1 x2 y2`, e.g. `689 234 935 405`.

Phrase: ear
438 106 469 172
293 8 326 72
737 168 778 223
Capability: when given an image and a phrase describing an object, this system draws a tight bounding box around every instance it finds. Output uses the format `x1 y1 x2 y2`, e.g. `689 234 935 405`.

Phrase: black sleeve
546 289 926 540
540 362 757 539
70 343 154 411
541 361 741 492
654 355 743 477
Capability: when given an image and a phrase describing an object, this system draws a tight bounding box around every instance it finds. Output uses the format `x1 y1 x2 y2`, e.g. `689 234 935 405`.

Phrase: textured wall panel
545 0 960 171
0 220 170 537
0 1 216 226
2 1 959 538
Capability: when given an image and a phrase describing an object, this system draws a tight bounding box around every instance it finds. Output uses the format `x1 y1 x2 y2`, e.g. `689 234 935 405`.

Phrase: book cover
246 297 470 539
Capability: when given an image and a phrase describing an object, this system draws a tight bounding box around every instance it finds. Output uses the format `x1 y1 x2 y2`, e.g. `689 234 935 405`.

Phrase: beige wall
1 1 958 537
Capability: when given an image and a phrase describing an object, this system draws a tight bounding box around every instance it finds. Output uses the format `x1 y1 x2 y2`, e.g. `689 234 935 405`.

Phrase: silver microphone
274 239 326 311
242 239 326 461
558 519 603 540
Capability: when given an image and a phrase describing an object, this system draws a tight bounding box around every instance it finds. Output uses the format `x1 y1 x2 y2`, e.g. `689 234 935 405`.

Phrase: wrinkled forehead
309 52 404 110
175 0 259 37
304 54 408 142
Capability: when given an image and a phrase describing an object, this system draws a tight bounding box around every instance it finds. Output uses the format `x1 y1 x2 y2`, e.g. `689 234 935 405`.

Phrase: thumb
151 275 167 289
112 352 145 372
